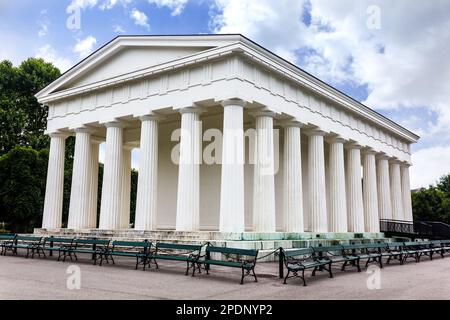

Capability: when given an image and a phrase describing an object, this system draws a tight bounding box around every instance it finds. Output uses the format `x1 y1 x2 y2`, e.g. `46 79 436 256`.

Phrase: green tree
0 58 60 155
437 174 450 198
412 185 450 224
0 147 48 232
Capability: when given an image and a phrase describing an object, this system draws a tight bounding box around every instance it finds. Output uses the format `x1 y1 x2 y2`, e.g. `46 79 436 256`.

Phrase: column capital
278 119 305 128
361 147 378 155
179 106 205 115
326 134 347 144
344 141 363 149
221 98 247 108
375 153 390 160
248 107 277 119
103 120 126 129
48 131 69 139
303 128 327 137
73 126 96 134
139 114 165 122
389 158 402 165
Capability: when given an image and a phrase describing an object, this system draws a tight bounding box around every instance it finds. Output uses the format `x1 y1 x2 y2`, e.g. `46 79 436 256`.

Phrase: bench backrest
156 242 203 252
15 236 42 242
74 239 110 246
0 234 16 241
112 240 151 249
403 241 421 247
440 239 450 245
312 245 343 254
43 237 74 245
206 246 258 257
282 248 313 258
387 242 404 249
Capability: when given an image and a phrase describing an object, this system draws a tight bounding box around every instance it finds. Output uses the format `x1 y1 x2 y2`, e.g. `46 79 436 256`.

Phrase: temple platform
34 228 393 261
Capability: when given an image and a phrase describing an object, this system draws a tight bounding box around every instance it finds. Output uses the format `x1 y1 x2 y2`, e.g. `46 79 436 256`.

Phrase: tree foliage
412 174 450 225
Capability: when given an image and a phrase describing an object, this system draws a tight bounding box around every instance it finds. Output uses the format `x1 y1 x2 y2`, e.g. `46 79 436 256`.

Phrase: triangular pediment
36 35 243 98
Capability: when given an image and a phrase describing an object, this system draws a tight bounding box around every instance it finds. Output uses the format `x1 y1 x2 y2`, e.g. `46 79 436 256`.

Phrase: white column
307 129 328 233
99 121 124 229
219 99 245 233
362 149 380 232
87 140 100 228
42 133 66 229
282 122 304 232
376 155 392 220
121 145 132 229
390 160 404 220
327 136 347 232
135 115 160 230
401 163 414 222
68 128 93 229
176 107 202 231
345 143 364 233
252 110 276 233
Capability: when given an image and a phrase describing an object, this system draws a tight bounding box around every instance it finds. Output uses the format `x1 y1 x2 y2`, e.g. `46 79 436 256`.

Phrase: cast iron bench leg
283 269 290 284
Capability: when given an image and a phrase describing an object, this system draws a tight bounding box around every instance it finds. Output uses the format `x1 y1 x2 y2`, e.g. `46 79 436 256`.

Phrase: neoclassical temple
36 34 418 237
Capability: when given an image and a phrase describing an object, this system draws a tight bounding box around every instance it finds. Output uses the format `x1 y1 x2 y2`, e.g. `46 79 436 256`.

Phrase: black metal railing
380 219 450 239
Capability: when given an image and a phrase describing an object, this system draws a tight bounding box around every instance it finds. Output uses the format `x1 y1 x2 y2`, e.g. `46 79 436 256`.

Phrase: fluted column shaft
327 138 347 232
121 146 132 229
252 111 276 232
219 99 245 232
363 151 380 232
42 133 66 229
376 156 392 220
88 141 100 228
99 122 124 229
307 130 327 232
283 123 303 232
135 116 160 230
390 161 404 220
68 129 93 229
176 107 202 231
346 145 364 232
401 164 413 222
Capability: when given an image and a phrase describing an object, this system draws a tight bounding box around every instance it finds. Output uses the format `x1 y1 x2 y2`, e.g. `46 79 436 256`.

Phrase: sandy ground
1 251 449 300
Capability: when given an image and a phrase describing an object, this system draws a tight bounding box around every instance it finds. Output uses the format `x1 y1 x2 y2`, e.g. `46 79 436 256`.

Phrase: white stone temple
35 34 418 242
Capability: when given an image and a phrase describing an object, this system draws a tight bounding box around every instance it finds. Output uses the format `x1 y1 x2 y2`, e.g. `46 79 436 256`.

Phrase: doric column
362 149 380 232
42 133 67 229
252 110 276 233
401 163 413 222
306 129 328 233
219 99 246 233
176 107 203 231
135 115 160 230
282 121 304 232
345 143 364 233
390 159 404 220
327 136 347 232
87 140 100 229
376 154 392 220
99 121 124 229
121 144 132 229
68 128 93 229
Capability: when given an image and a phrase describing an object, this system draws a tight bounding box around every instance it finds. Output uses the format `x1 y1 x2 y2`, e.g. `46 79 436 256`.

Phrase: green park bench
342 243 384 268
65 238 110 265
401 241 423 263
441 239 450 253
150 242 203 276
36 237 74 260
413 241 434 262
381 242 404 265
312 244 361 272
202 246 259 284
2 235 42 258
281 247 332 286
430 240 445 259
106 240 151 270
0 234 17 255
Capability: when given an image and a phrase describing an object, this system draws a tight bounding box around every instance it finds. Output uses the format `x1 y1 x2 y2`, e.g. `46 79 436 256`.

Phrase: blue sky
1 0 449 188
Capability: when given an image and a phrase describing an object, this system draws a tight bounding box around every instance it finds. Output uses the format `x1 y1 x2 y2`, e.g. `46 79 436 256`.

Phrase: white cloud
411 146 450 189
130 8 150 29
99 0 132 10
74 35 97 58
66 0 98 13
147 0 188 16
35 45 73 72
210 0 450 187
113 25 126 33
